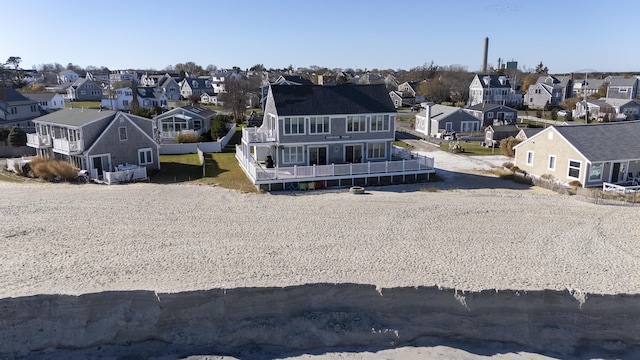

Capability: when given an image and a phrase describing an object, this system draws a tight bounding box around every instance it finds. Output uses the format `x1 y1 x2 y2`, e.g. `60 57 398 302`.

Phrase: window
138 148 153 165
346 115 366 132
119 127 127 141
309 116 330 134
370 115 390 131
526 151 534 165
488 112 494 118
619 88 628 93
10 107 17 114
123 100 129 106
283 117 305 135
282 146 304 164
367 142 387 159
548 155 556 170
589 163 603 181
461 121 478 132
568 160 581 178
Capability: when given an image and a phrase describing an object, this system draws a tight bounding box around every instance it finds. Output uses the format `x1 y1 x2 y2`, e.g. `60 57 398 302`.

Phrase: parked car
557 110 568 117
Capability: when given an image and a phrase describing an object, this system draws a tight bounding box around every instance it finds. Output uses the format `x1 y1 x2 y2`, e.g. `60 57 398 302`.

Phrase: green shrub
211 114 231 139
8 127 27 147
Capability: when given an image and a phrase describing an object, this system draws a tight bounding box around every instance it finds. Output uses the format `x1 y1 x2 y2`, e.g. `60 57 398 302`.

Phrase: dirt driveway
401 138 533 191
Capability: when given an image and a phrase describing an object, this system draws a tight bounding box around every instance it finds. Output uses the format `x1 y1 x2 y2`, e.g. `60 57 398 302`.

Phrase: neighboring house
606 76 639 100
157 74 181 100
101 87 133 111
616 100 640 120
468 74 522 107
26 108 161 180
484 124 520 147
140 73 181 101
389 81 424 107
573 76 604 98
524 75 573 109
153 104 215 143
109 70 138 83
261 75 314 108
415 104 482 137
179 78 215 99
67 78 102 102
513 121 640 187
22 92 65 111
0 87 41 125
574 99 615 121
57 70 80 84
237 84 435 190
200 93 221 106
136 87 168 110
464 103 518 126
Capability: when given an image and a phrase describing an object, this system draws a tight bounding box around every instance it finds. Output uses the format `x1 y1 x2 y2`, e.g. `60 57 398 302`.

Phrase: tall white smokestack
482 37 489 73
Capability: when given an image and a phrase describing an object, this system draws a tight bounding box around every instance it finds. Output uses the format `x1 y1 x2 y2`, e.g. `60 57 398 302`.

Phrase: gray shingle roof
271 84 396 116
22 92 57 102
33 108 116 127
475 74 512 88
2 88 31 102
554 121 640 162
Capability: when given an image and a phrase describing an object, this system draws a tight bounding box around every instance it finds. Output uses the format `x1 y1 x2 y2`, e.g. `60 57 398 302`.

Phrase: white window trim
282 146 304 164
370 114 391 132
283 117 305 135
588 163 603 182
568 159 581 179
119 126 128 141
309 116 330 134
138 148 153 165
367 142 387 160
548 155 556 171
526 151 534 166
346 115 367 133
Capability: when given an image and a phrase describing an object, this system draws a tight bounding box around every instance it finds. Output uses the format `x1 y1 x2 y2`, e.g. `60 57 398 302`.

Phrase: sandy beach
1 177 639 298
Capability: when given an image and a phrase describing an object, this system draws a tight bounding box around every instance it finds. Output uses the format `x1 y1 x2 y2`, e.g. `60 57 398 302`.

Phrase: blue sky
2 0 639 74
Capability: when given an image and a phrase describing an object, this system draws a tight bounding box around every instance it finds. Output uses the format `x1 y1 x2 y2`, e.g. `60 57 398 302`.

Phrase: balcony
242 127 276 143
53 138 83 154
26 133 52 148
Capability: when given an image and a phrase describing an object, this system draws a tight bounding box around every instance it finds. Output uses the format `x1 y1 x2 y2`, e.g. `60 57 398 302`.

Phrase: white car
557 110 568 117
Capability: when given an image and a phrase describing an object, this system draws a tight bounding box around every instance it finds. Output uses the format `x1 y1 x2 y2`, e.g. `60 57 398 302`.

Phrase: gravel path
2 178 639 298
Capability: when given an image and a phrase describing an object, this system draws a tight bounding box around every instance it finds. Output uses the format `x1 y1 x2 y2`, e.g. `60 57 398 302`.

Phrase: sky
2 0 640 74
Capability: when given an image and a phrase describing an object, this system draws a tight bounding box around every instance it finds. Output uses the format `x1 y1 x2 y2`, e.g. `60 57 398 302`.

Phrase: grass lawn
152 154 203 183
393 140 415 150
66 101 101 109
439 140 500 156
198 152 257 193
0 169 28 183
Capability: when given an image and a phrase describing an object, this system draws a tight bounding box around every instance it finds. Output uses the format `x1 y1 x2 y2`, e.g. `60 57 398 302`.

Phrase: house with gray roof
26 108 160 181
179 77 215 99
464 103 518 126
0 86 41 126
237 84 435 190
606 76 639 100
415 104 482 137
524 75 573 109
468 74 522 107
22 92 65 110
153 104 215 143
513 121 640 187
66 77 102 101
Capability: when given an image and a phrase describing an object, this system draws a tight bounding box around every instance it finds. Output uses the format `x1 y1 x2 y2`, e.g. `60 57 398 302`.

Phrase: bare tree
220 77 253 122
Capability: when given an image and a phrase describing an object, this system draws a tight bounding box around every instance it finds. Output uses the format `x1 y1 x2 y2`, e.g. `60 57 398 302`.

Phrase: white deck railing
103 167 147 185
603 182 640 193
242 127 276 143
236 145 434 183
26 133 52 147
53 138 83 153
